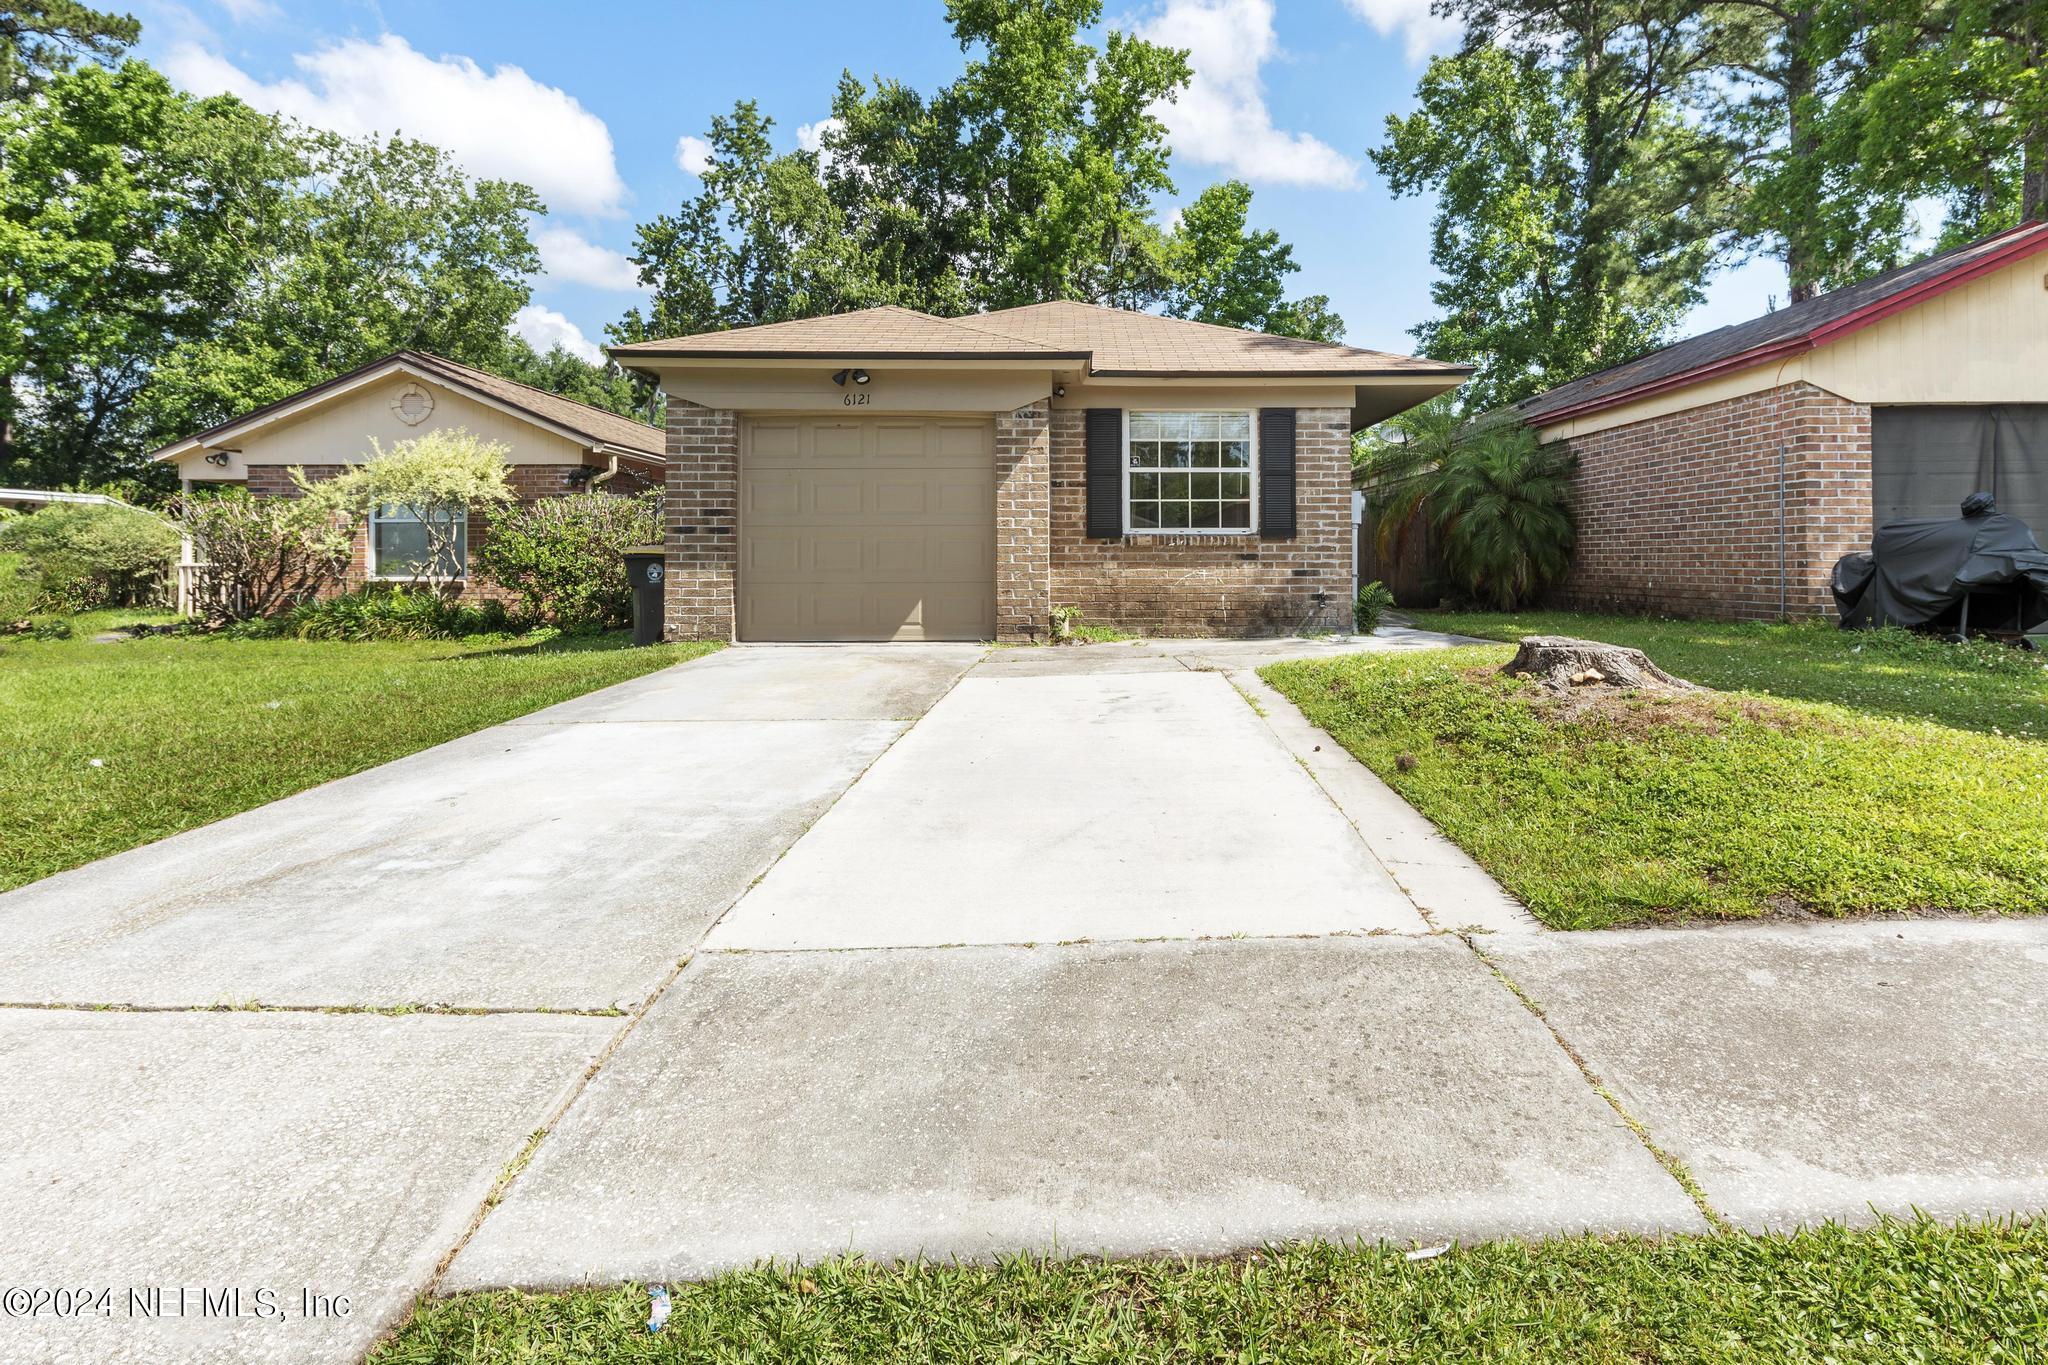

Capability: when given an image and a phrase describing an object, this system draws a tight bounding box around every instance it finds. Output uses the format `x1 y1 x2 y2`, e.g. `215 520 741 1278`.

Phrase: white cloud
796 118 841 153
1342 0 1462 63
535 226 643 292
215 0 280 21
675 134 714 176
1129 0 1359 189
161 35 628 216
510 305 605 365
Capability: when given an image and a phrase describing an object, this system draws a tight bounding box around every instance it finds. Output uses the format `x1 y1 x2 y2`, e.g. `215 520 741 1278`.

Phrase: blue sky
132 0 1787 364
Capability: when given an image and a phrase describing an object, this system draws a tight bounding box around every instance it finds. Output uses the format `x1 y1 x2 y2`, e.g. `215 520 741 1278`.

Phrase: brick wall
994 401 1052 641
249 459 656 602
1046 405 1353 635
1554 382 1872 620
661 400 739 640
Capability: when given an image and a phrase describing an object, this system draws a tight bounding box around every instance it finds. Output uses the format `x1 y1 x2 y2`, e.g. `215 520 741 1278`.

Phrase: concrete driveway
7 636 2048 1363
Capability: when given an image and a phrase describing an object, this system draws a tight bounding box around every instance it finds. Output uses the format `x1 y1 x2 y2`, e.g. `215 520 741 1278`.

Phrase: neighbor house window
1126 411 1254 532
370 504 466 579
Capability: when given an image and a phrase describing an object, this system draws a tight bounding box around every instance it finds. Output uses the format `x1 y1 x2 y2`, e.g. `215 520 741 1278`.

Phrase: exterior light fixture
851 369 870 385
831 369 850 386
203 450 234 467
1053 384 1067 398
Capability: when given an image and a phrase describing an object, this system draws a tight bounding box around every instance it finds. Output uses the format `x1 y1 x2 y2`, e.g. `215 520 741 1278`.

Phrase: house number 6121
842 391 871 407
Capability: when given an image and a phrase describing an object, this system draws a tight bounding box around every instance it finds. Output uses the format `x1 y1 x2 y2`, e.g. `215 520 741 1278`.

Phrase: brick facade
1554 382 1872 621
1046 404 1354 636
661 400 739 640
994 401 1052 641
658 401 1356 642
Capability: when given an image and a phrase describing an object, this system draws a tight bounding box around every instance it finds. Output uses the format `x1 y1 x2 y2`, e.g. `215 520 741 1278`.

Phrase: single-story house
1516 220 2048 621
152 350 665 595
610 303 1469 642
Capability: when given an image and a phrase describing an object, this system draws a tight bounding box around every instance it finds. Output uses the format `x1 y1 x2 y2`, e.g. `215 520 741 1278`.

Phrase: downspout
588 451 622 491
1777 443 1788 620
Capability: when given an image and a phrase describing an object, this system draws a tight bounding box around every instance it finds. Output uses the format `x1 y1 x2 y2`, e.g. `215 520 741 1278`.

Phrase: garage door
739 417 996 641
1873 405 2048 530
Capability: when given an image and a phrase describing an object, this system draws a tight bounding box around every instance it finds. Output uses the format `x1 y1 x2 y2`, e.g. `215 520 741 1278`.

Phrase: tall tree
1830 0 2048 240
0 1 139 469
2 61 290 484
1706 1 1911 302
614 0 1322 341
1161 180 1344 340
921 0 1188 309
0 0 137 100
613 100 872 343
1376 1 1739 407
139 130 543 448
499 337 657 423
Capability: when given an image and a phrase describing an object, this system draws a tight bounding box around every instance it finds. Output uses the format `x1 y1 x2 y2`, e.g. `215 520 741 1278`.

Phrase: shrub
1432 423 1576 609
1353 580 1396 634
169 487 354 624
1358 413 1574 611
474 491 661 629
0 551 35 621
0 502 180 611
284 586 511 642
297 428 516 585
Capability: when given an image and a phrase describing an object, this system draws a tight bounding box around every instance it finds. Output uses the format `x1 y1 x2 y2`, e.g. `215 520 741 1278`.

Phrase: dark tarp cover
1832 504 2048 638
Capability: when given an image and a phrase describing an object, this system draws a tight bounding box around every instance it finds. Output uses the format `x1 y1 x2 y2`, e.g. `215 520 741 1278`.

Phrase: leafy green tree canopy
1 0 137 100
618 0 1343 343
2 60 293 483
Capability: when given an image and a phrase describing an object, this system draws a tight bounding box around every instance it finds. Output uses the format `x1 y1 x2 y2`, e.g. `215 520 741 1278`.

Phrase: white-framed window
370 503 466 579
1125 410 1256 533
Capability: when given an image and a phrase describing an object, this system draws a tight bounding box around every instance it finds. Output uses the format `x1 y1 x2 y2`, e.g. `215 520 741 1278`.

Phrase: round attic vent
390 383 436 427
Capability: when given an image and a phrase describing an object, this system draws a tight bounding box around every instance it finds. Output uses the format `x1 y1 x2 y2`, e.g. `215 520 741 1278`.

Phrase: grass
0 613 718 891
375 1215 2047 1363
1263 624 2048 928
1412 610 2048 740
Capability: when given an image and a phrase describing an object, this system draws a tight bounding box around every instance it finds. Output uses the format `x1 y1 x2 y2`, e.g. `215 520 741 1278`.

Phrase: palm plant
1355 393 1457 567
1432 422 1576 609
1355 399 1576 610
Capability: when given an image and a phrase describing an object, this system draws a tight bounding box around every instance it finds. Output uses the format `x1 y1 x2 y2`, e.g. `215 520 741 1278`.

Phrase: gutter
1528 222 2048 430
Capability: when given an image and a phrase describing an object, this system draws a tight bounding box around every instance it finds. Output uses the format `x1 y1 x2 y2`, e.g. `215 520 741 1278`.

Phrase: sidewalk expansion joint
1459 933 1731 1233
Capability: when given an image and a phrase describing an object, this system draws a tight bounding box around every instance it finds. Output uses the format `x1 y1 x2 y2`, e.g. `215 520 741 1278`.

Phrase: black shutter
1259 408 1296 540
1085 408 1123 539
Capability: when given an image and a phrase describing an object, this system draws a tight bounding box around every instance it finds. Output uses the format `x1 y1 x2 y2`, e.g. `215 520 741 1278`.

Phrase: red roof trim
1530 222 2048 428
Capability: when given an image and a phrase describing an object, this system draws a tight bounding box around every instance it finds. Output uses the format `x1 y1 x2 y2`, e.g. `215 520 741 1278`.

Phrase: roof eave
1525 222 2048 429
609 348 1091 363
1089 365 1475 380
1524 335 1815 428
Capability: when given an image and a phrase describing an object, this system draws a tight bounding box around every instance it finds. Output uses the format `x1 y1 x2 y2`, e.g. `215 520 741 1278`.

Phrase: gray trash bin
623 545 665 646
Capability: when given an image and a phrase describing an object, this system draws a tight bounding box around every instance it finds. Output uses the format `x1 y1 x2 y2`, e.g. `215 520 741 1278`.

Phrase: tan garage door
739 417 996 642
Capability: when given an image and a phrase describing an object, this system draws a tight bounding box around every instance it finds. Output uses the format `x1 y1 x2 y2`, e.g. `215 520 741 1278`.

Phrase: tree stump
1499 636 1696 693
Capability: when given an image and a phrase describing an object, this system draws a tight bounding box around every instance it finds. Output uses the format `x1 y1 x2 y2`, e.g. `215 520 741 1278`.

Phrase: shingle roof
1517 221 2048 426
404 352 664 458
612 300 1468 378
978 300 1466 376
611 305 1080 360
151 351 665 462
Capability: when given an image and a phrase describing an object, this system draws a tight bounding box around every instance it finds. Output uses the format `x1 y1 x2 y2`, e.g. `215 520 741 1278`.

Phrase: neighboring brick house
152 351 664 602
611 303 1468 641
1516 222 2048 621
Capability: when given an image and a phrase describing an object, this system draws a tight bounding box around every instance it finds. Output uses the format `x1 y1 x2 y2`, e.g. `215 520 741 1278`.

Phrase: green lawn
1264 615 2047 929
1411 611 2048 740
0 614 718 892
376 1216 2044 1363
